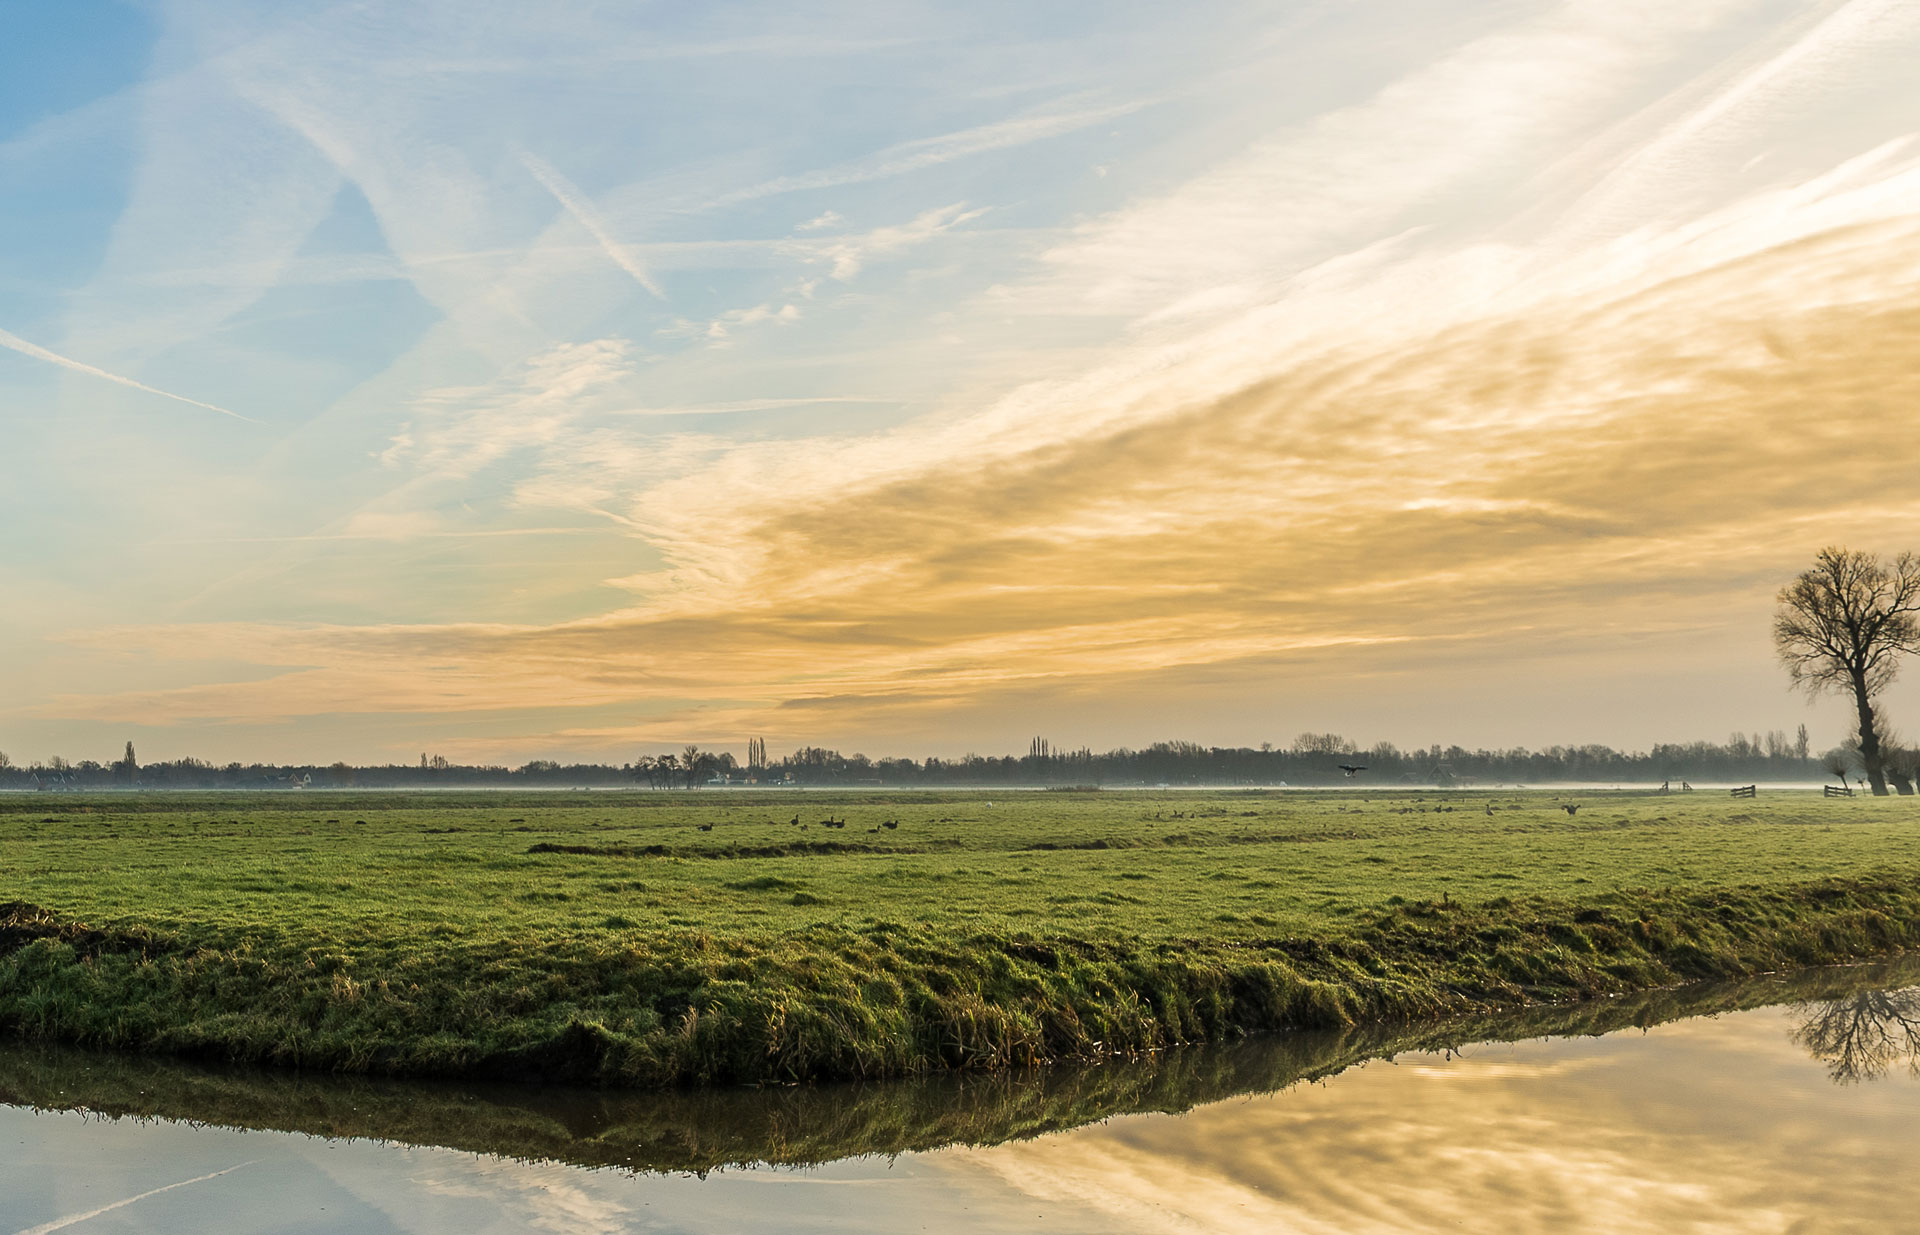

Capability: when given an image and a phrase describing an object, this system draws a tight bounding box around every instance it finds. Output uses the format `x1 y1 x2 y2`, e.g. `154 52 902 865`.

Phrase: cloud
702 95 1152 210
659 302 802 342
518 149 667 298
1005 1 1764 322
803 203 990 280
0 325 257 423
20 1 1920 759
612 396 892 417
44 179 1920 745
1557 0 1920 238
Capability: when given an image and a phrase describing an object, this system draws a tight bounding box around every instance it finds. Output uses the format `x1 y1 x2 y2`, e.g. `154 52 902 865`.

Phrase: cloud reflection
946 1005 1920 1235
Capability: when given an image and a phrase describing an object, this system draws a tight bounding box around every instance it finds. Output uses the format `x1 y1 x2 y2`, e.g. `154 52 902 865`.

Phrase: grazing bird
697 823 712 832
882 819 899 830
1339 764 1367 777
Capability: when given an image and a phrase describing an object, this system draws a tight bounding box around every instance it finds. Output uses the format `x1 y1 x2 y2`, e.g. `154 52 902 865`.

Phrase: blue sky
4 1 1920 765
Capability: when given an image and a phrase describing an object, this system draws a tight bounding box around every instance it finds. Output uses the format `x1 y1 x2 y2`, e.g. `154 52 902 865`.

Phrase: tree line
0 730 1838 791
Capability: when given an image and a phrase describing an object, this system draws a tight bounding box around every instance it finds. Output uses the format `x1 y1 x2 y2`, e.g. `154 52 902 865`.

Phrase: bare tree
1775 547 1920 795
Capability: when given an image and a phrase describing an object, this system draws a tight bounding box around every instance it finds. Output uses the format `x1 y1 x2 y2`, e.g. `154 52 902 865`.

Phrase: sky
3 0 1920 767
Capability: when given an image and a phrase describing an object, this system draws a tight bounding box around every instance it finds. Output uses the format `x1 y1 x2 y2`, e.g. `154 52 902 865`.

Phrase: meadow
4 787 1920 1086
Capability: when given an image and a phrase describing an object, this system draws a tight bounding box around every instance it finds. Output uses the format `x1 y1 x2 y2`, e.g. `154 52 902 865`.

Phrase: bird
1339 764 1367 777
789 815 800 826
882 819 899 830
697 823 712 832
1562 803 1580 816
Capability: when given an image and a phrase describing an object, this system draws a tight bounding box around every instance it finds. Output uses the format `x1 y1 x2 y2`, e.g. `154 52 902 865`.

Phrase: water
5 960 1919 1234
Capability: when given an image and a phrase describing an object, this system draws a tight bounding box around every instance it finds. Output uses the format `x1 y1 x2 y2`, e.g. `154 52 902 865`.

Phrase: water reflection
1792 985 1920 1083
3 959 1920 1234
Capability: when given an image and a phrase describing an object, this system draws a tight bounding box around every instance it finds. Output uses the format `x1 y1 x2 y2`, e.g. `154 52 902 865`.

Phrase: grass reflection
3 957 1917 1176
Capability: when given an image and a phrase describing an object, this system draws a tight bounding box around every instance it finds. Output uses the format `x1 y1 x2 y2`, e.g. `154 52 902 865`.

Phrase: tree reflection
1792 986 1920 1083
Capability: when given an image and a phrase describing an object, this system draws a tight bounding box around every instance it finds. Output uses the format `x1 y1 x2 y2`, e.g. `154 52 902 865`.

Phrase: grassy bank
3 789 1919 1086
6 956 1912 1174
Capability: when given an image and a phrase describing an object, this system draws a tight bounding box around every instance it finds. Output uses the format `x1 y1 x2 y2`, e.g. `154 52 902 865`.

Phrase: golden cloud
43 190 1920 750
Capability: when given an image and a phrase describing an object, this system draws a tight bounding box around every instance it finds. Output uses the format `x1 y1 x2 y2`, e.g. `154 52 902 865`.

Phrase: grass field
4 788 1920 1086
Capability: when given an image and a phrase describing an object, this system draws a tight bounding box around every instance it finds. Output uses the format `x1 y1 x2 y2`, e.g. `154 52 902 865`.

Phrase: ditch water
5 958 1920 1234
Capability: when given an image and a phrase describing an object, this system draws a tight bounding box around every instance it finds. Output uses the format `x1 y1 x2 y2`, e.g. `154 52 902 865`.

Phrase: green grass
6 955 1912 1175
3 788 1920 1086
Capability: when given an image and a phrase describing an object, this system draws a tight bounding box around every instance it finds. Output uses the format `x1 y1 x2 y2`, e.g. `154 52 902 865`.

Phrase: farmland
4 788 1920 1087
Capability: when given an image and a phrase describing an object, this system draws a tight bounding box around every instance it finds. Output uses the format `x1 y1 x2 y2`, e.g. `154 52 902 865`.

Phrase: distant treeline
0 729 1842 790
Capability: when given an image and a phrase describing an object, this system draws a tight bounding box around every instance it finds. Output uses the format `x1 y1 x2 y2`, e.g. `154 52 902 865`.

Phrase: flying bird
1339 764 1367 777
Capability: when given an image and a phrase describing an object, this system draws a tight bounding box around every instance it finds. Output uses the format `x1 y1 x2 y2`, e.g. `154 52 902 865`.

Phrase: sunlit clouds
4 2 1920 762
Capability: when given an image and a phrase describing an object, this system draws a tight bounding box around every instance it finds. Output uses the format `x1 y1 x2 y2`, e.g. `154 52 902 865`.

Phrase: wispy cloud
658 302 801 342
1004 1 1771 322
702 96 1152 210
15 0 1920 760
0 325 257 422
804 203 990 279
47 175 1920 746
1557 0 1920 237
518 150 666 298
612 396 892 417
144 526 597 545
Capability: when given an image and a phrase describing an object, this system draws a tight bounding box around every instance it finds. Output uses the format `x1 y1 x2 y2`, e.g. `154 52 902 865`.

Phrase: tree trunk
1852 671 1891 796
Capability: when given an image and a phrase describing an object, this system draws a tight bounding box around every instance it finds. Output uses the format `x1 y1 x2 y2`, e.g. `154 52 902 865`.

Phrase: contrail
0 326 258 423
519 150 666 299
13 1161 256 1235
